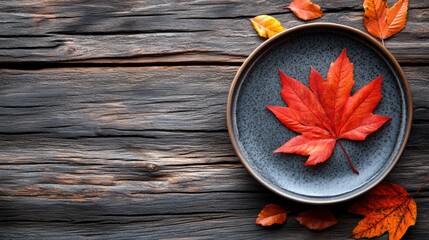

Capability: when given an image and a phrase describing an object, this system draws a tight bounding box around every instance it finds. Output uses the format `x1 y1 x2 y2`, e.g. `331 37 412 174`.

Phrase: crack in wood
0 61 243 70
47 29 213 36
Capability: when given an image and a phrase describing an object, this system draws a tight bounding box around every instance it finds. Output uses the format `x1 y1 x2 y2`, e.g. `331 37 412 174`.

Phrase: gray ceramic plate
227 23 412 204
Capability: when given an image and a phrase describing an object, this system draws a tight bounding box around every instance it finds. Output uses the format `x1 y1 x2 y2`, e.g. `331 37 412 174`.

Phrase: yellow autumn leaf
249 15 285 39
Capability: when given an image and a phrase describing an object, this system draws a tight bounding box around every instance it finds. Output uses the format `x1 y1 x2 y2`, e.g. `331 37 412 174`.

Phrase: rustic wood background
0 1 428 239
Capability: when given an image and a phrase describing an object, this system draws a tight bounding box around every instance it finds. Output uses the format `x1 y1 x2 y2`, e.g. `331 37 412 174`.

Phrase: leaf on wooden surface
267 48 391 173
295 207 338 230
363 0 409 42
349 183 417 240
249 15 285 39
286 0 324 20
256 204 287 226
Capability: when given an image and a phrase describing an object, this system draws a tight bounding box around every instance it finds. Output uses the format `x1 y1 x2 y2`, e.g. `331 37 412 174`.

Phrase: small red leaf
295 207 338 230
286 0 324 21
256 204 287 226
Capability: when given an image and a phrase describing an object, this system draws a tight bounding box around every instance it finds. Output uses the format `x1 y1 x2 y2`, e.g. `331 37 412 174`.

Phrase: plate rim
226 22 413 204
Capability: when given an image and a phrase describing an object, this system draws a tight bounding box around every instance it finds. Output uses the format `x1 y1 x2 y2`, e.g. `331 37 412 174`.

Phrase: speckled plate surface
227 23 412 204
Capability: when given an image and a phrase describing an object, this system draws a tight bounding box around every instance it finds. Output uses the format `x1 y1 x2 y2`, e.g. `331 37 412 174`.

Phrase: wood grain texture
0 0 428 239
0 0 428 65
0 66 428 239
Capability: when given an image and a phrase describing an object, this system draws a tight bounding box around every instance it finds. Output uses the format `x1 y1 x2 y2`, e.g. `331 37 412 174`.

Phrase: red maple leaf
267 49 391 173
349 182 417 239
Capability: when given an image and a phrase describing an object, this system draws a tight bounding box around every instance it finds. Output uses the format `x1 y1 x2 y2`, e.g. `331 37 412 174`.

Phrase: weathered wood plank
0 193 428 239
0 66 427 137
0 132 427 196
0 1 428 64
0 67 234 135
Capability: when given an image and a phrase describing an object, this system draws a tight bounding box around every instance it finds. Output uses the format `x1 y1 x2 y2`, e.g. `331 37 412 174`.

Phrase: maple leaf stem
411 176 429 198
337 139 359 174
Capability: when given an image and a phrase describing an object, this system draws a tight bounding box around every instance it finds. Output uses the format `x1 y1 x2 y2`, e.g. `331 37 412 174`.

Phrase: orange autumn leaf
249 15 285 39
295 207 338 230
349 183 417 240
256 204 287 226
286 0 324 21
363 0 409 41
267 49 391 173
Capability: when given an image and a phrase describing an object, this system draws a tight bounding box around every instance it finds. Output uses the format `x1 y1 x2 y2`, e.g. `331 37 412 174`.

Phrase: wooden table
0 1 428 239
